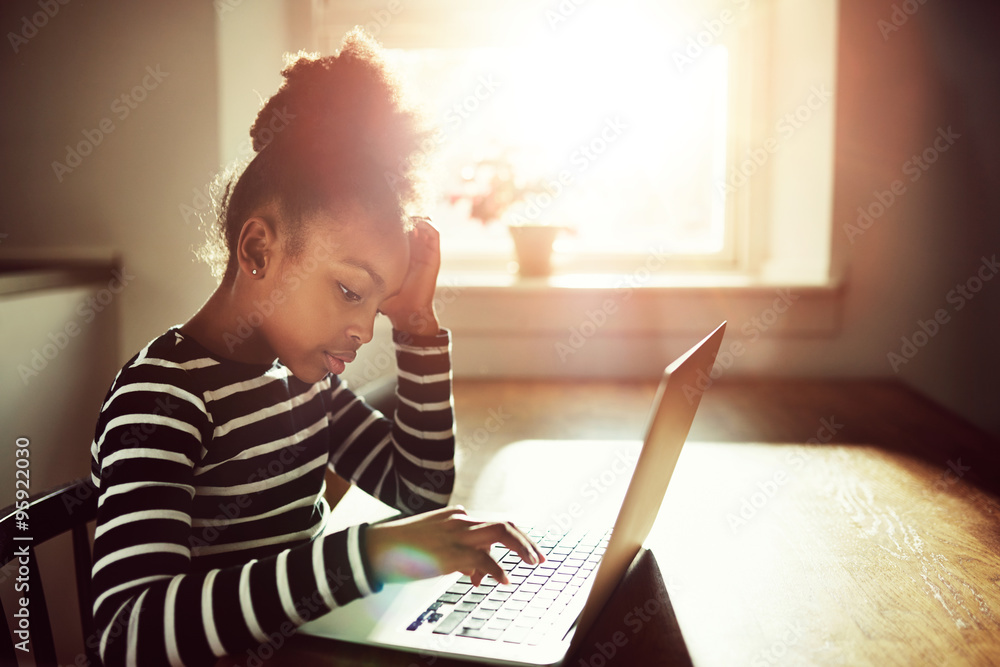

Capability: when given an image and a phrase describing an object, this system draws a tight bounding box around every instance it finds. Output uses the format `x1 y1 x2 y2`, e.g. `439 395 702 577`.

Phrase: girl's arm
324 327 455 514
325 218 455 513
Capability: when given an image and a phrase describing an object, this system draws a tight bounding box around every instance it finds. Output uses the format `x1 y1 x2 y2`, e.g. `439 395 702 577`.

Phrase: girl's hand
379 217 442 337
364 507 546 587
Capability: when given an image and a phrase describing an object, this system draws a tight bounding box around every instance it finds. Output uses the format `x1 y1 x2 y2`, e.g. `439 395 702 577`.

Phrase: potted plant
451 155 566 277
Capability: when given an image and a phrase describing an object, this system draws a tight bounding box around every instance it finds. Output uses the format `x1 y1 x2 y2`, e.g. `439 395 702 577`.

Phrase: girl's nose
346 316 375 346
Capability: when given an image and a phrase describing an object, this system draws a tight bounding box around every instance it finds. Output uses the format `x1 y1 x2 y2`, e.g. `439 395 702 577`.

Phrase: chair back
1 477 100 667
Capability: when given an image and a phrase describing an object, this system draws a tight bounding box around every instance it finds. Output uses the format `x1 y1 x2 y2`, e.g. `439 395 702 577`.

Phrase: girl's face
259 211 409 383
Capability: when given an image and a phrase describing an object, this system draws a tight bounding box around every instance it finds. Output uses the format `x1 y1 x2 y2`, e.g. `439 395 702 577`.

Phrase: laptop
298 322 727 666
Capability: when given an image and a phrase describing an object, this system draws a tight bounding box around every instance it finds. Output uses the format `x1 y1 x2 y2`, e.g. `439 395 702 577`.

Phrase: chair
1 477 100 667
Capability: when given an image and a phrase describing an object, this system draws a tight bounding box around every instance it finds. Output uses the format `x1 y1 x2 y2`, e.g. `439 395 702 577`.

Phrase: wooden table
221 379 1000 666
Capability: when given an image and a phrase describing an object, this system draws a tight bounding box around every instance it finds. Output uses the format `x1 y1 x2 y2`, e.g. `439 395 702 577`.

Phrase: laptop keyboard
405 526 611 645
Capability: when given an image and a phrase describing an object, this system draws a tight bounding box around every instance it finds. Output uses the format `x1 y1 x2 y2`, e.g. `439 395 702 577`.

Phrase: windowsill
434 268 844 341
439 269 840 292
353 266 846 381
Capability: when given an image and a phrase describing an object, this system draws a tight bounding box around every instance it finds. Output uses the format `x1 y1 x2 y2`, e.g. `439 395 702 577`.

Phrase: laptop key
457 627 504 641
472 607 496 621
447 584 473 595
525 629 550 646
502 626 531 644
437 593 463 604
433 611 469 635
489 617 514 630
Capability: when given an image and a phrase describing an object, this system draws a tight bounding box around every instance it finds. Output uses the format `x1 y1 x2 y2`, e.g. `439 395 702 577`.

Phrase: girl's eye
338 283 362 303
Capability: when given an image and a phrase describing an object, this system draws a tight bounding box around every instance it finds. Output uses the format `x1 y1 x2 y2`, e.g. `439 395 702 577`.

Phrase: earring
252 269 258 275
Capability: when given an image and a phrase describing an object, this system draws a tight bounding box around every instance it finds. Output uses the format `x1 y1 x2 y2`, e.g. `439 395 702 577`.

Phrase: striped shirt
89 326 455 666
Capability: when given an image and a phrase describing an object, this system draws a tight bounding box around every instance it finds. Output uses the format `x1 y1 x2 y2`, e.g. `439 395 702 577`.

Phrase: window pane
379 6 731 261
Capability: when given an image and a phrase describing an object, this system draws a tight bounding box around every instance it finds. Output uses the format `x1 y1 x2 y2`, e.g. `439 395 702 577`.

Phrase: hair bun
249 28 412 162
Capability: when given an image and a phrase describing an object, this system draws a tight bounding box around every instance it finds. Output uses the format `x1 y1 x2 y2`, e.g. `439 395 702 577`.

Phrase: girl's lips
324 351 356 375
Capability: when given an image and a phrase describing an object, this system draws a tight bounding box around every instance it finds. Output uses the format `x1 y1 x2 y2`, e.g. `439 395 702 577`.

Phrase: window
312 0 758 275
310 0 838 286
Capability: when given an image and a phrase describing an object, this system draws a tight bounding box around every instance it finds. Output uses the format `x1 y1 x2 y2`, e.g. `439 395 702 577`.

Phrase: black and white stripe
90 326 455 666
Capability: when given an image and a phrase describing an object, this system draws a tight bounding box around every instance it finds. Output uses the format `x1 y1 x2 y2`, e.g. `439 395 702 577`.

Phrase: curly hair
199 28 431 282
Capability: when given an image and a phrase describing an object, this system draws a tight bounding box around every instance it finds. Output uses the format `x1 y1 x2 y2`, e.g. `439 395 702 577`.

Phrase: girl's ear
236 216 278 279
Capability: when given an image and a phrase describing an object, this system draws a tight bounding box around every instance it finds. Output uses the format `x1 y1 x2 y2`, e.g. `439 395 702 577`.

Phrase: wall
829 0 1000 436
1 0 220 361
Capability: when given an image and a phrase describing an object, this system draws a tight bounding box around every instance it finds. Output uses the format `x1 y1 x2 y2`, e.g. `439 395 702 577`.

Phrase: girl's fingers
507 521 546 563
460 521 544 566
467 549 508 586
373 507 543 586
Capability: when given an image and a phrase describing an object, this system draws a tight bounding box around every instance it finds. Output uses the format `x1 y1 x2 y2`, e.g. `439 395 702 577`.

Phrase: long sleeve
325 328 456 514
89 339 383 667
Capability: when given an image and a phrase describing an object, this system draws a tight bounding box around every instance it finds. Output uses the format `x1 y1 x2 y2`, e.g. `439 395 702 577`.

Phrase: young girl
89 29 542 666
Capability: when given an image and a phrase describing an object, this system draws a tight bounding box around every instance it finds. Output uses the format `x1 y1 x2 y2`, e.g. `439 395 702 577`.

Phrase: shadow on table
566 548 693 667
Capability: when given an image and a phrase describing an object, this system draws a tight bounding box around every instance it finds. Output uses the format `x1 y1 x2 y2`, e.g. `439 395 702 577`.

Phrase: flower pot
508 225 561 277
